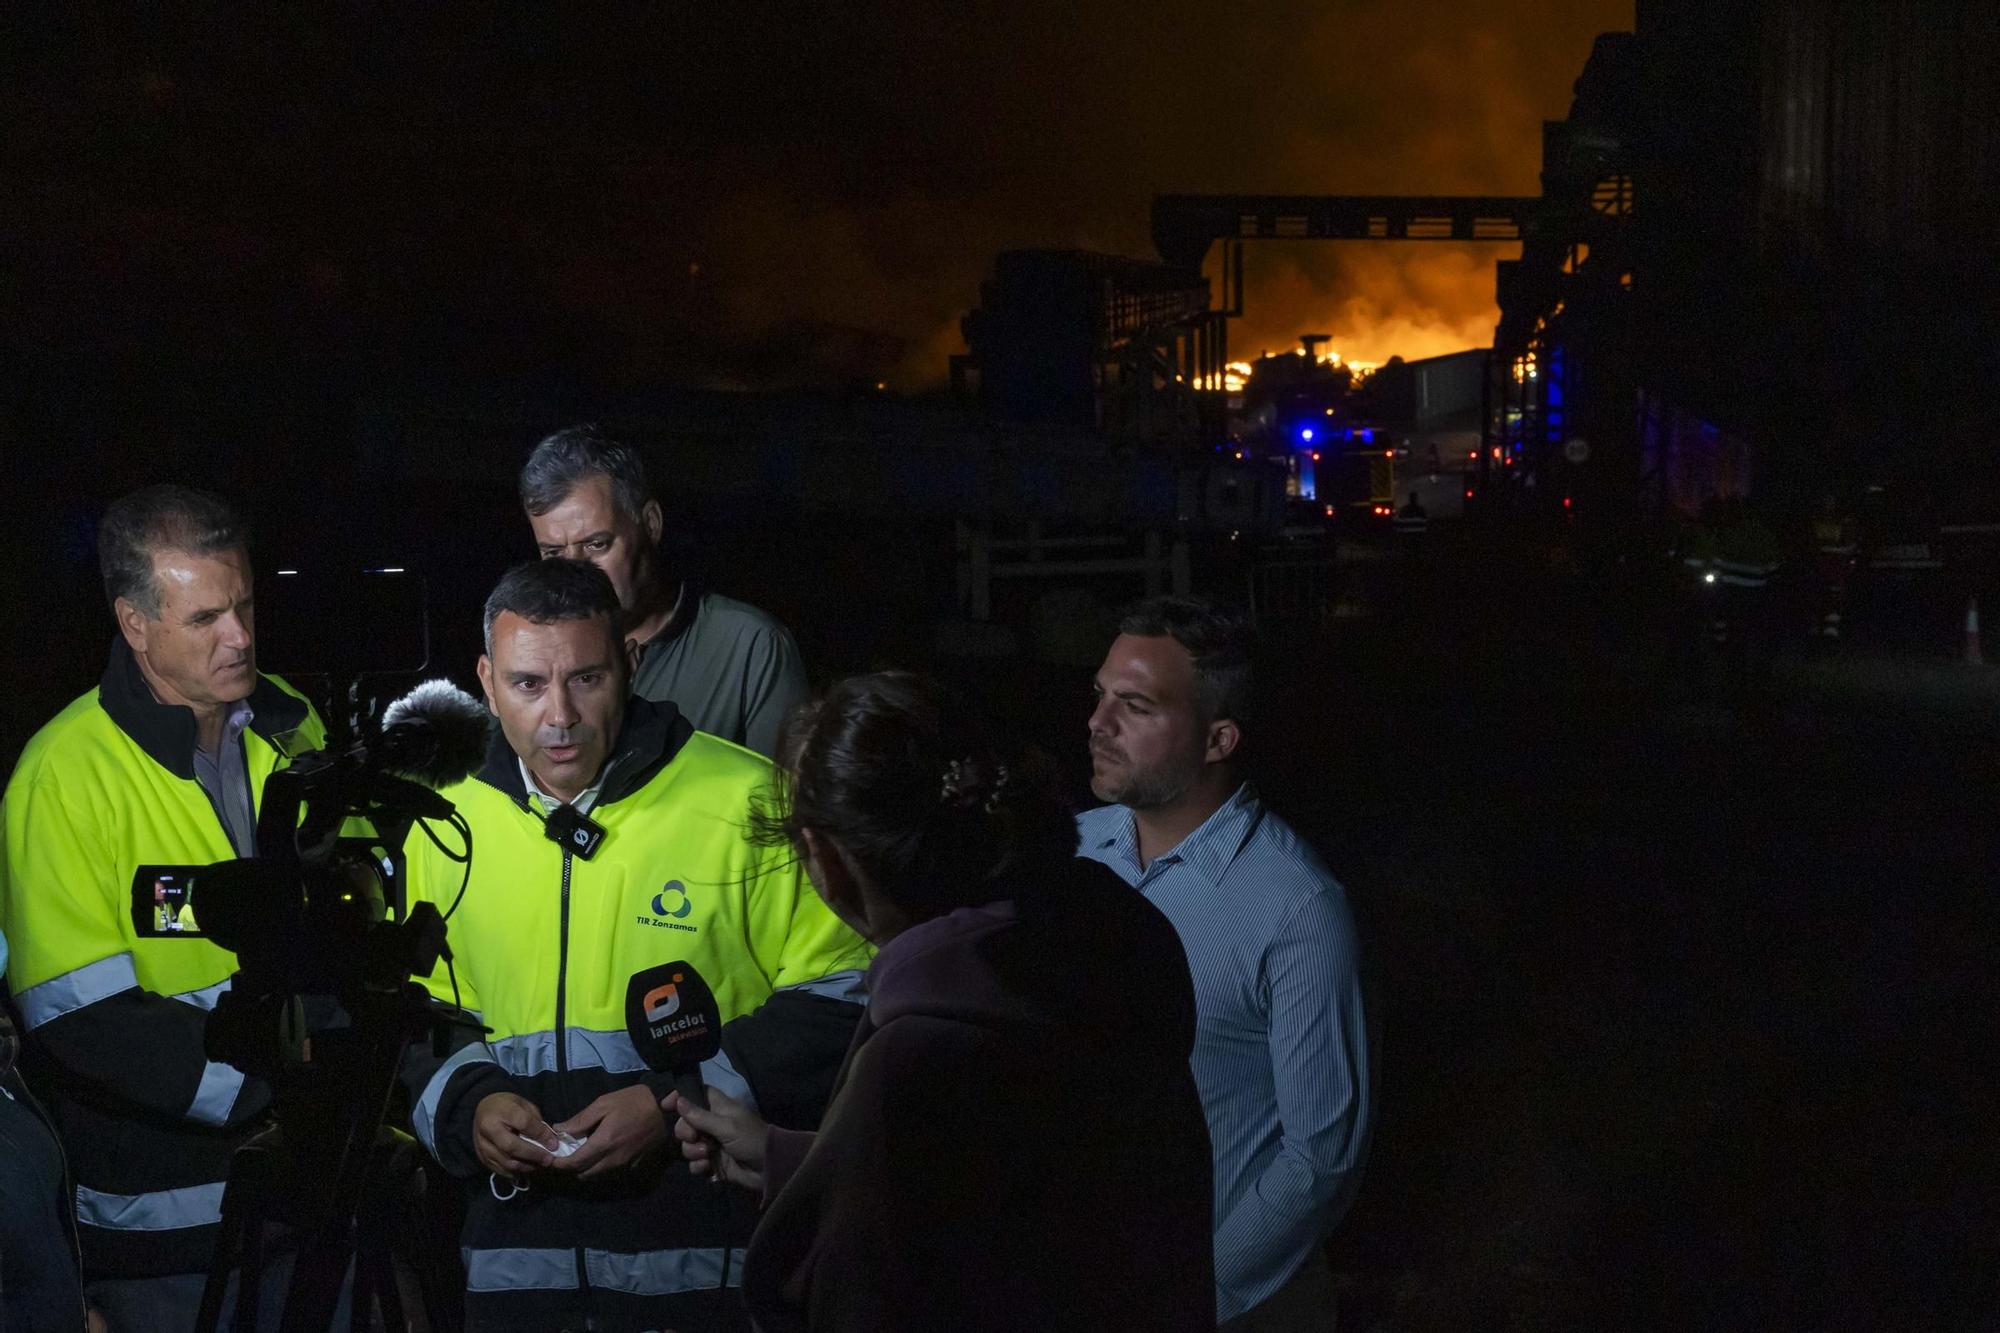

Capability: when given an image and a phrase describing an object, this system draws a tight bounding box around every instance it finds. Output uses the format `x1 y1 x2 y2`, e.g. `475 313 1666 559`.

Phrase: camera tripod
194 978 465 1333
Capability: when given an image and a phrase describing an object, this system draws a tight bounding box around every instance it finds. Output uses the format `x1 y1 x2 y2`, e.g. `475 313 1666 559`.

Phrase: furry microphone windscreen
377 679 492 789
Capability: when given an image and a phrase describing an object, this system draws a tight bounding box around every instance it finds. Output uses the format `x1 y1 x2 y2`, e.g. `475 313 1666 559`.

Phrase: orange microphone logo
643 973 684 1022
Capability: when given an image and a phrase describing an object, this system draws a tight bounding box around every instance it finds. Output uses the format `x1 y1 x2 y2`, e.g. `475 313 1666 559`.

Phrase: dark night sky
4 2 1631 396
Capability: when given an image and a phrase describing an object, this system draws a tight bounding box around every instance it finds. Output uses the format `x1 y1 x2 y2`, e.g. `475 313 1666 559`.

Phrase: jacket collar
472 694 695 812
97 637 312 780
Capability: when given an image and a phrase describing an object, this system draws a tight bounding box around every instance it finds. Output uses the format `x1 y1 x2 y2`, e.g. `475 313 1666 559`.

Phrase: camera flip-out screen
130 841 407 945
131 865 206 938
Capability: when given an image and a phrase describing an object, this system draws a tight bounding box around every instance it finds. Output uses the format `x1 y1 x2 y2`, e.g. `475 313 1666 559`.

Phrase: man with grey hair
0 484 331 1330
1078 594 1370 1332
520 424 808 757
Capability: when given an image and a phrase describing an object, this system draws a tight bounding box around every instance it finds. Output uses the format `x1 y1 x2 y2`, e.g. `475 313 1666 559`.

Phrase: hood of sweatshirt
862 856 1196 1062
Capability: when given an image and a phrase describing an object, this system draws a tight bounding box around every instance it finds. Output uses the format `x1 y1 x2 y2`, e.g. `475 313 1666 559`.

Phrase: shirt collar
218 697 254 745
473 696 691 812
194 697 255 768
1094 782 1262 885
517 756 611 817
637 580 694 654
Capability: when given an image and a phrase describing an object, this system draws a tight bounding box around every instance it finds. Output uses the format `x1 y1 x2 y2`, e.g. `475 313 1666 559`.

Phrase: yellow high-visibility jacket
403 696 872 1332
0 639 323 1278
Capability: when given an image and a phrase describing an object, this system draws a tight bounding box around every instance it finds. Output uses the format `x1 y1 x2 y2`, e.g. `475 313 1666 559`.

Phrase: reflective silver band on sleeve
413 1042 501 1155
462 1247 580 1292
776 968 868 1004
583 1246 745 1295
169 977 233 1011
186 1060 245 1126
75 1181 226 1233
697 1050 756 1110
14 954 139 1029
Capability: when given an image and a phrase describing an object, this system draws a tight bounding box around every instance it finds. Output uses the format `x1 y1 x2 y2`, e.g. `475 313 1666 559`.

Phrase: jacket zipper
555 847 573 1083
554 844 594 1307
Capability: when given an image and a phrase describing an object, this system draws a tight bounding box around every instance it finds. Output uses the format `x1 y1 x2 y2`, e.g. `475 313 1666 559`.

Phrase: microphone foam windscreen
378 680 490 788
626 961 722 1072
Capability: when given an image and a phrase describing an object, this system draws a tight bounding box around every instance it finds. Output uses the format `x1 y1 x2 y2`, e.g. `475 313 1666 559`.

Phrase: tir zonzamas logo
639 880 697 933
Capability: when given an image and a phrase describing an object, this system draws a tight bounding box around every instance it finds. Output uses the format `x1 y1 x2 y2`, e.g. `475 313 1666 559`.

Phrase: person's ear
642 498 664 547
1205 717 1241 766
114 597 152 655
800 827 863 915
475 655 498 714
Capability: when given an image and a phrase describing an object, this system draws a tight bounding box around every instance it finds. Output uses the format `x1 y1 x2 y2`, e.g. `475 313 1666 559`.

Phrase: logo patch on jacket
640 880 697 933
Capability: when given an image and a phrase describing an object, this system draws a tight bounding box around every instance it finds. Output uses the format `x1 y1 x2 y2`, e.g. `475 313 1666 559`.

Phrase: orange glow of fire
1187 360 1259 392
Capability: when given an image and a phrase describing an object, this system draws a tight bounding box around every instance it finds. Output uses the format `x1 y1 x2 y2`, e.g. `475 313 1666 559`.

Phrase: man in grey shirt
519 424 808 756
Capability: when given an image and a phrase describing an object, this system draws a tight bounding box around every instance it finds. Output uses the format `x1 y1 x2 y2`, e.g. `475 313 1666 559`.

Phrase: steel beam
1153 194 1540 269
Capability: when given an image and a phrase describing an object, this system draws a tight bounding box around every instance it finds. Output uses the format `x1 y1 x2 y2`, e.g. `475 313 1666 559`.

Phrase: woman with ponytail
667 671 1216 1332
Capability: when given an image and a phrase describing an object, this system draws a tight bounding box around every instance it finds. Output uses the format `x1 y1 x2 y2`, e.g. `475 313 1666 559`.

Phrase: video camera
130 567 492 1331
132 679 490 1077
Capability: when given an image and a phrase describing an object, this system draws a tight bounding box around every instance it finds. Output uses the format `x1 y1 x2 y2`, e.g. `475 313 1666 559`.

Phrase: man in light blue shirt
1078 596 1370 1331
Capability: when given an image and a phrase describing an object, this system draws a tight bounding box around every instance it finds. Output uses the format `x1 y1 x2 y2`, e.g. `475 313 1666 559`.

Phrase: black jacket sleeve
33 988 271 1129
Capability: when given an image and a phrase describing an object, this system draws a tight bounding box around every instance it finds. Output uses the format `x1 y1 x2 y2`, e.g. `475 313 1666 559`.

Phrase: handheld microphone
628 961 738 1290
373 680 490 790
625 961 722 1110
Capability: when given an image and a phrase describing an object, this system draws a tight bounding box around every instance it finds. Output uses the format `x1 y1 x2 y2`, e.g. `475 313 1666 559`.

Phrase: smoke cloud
6 1 1632 390
662 0 1634 384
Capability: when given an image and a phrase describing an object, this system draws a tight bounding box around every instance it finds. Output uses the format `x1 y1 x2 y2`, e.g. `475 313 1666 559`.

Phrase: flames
1187 361 1258 392
1186 350 1387 394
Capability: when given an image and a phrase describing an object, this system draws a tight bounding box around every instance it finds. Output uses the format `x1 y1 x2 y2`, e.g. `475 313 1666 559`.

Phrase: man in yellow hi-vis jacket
402 558 871 1333
1 484 327 1331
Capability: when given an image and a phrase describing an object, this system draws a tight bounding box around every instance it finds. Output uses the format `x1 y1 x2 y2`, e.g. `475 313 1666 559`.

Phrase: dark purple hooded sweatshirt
741 856 1216 1332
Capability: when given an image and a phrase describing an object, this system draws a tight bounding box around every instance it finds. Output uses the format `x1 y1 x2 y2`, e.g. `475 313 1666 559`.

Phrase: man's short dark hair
519 424 653 522
98 484 249 617
1117 594 1256 725
482 559 626 656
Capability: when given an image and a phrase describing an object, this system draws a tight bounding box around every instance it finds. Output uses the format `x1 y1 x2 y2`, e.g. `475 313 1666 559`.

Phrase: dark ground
1243 539 2000 1330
